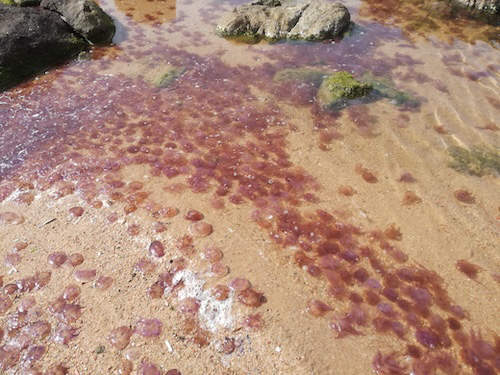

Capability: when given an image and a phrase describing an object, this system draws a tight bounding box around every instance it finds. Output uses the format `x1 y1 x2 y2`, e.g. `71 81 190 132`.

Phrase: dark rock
41 0 115 44
0 3 87 90
216 0 350 41
14 0 41 6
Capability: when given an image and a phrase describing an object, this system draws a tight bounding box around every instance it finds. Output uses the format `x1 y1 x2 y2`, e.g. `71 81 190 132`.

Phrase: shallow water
0 0 499 373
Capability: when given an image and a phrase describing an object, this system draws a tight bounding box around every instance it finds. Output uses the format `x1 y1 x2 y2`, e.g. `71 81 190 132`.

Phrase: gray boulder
0 3 87 90
216 0 350 41
453 0 498 13
41 0 115 44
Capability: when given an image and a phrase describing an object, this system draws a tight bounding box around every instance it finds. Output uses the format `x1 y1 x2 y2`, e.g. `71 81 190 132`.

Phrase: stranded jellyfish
402 191 422 205
61 285 81 302
127 224 141 236
95 276 114 290
355 164 378 183
211 262 229 278
189 222 213 237
229 278 251 292
456 260 481 280
307 300 332 317
202 247 223 263
149 241 165 258
134 258 157 274
220 337 236 354
135 318 163 337
48 252 68 268
338 185 356 196
178 297 200 315
0 212 25 225
185 209 204 221
73 269 97 282
242 313 263 329
237 289 265 307
399 172 416 183
212 285 230 301
119 359 133 375
384 224 402 241
68 253 84 266
69 207 84 217
4 253 21 267
454 189 475 204
137 361 162 375
108 326 133 350
372 351 407 375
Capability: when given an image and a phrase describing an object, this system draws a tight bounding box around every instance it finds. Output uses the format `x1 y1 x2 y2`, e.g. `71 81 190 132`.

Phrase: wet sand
0 0 499 374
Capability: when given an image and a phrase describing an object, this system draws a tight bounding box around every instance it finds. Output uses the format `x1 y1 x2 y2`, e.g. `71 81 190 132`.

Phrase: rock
287 1 351 39
316 71 372 109
453 0 498 13
216 0 350 42
273 68 327 86
361 72 419 108
41 0 115 44
0 3 87 91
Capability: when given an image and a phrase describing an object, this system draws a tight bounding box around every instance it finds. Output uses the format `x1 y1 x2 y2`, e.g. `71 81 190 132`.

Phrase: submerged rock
361 72 419 107
153 66 186 88
99 56 185 88
0 3 87 90
41 0 115 44
453 0 498 13
216 0 350 42
448 145 500 176
273 67 327 86
275 67 419 109
316 71 372 109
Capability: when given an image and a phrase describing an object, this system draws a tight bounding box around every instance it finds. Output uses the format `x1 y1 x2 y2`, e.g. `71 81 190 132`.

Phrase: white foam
172 269 233 333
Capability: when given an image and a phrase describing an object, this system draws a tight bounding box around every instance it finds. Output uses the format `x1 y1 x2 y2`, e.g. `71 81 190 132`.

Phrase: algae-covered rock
0 0 40 5
152 66 185 88
0 3 87 91
316 71 372 109
361 72 419 108
448 145 500 177
216 0 350 42
41 0 115 44
273 68 327 86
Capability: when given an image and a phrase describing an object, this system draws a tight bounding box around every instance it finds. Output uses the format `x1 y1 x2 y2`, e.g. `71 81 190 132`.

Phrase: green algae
273 68 327 86
0 0 15 5
448 145 500 177
317 71 372 109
